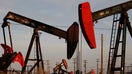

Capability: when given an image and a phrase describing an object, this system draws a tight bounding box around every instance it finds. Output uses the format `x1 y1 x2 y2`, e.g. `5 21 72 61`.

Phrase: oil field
0 0 132 74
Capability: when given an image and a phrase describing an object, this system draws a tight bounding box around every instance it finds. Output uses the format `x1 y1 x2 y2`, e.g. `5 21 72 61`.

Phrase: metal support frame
109 12 131 74
22 28 44 74
2 22 13 49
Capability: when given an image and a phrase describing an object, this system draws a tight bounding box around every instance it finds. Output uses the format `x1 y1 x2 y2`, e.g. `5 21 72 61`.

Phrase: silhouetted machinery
0 1 131 74
0 20 25 72
1 11 79 73
53 59 73 74
0 48 17 70
0 43 24 71
79 1 132 74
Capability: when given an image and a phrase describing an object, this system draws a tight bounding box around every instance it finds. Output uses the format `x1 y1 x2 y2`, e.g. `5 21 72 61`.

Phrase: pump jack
1 0 132 74
53 59 73 74
1 12 79 73
79 1 132 74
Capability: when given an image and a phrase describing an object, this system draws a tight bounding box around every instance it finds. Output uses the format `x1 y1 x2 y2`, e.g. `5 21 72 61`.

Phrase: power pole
84 60 88 74
76 31 82 74
97 59 99 74
73 58 76 74
46 60 50 74
101 34 104 74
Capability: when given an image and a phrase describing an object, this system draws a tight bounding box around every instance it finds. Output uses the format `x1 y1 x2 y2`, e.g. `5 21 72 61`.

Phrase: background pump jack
79 1 132 74
1 12 79 73
53 59 73 74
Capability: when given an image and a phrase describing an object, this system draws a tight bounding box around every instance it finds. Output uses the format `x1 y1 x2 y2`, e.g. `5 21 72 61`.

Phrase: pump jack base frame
22 29 44 74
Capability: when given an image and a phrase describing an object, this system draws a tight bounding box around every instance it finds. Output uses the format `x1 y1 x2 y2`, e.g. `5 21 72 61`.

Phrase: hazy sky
0 0 132 73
